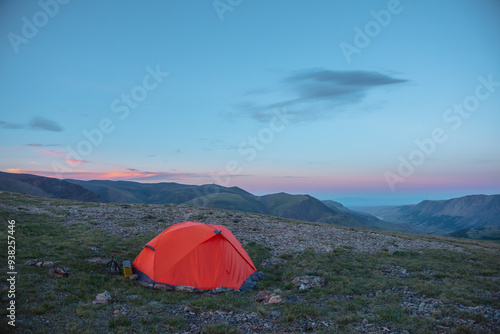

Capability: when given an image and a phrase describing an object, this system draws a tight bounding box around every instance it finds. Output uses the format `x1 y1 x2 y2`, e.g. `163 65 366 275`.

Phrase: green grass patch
203 323 242 334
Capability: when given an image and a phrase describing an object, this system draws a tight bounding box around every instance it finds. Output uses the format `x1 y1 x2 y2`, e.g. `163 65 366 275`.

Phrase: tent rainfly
132 222 262 291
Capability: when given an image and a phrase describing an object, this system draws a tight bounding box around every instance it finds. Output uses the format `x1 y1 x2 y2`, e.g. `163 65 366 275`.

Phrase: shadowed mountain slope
0 171 107 202
355 195 500 236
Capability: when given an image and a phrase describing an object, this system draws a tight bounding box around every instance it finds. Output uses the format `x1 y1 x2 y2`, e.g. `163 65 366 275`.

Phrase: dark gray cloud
29 116 64 132
285 69 407 87
1 116 64 132
0 120 23 129
232 68 408 122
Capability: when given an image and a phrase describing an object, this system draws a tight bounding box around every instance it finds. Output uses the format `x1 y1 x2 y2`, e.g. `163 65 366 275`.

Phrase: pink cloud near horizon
3 168 199 182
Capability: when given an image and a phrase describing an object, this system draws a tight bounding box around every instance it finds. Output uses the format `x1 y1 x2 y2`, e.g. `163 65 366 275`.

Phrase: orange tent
132 222 262 291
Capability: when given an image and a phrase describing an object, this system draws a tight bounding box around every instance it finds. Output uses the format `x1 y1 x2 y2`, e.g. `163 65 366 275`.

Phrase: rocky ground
32 200 465 261
1 193 499 333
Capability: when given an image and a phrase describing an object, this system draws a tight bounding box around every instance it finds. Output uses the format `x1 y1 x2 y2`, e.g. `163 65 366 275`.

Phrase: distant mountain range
65 178 389 230
0 171 106 202
355 195 500 239
1 171 498 239
0 171 383 230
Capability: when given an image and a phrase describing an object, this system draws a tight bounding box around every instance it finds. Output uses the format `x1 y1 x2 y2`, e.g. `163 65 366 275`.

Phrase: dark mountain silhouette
0 171 107 202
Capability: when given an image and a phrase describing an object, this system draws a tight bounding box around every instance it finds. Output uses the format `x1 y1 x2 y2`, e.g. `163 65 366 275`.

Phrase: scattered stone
49 268 63 278
54 267 70 275
128 274 139 280
24 259 38 266
93 291 112 304
89 246 100 252
48 267 70 278
401 288 441 316
174 285 195 292
260 293 283 305
256 290 272 302
291 276 326 289
41 261 58 268
113 309 120 315
267 295 282 304
138 281 153 288
184 305 193 313
211 286 237 293
26 259 59 268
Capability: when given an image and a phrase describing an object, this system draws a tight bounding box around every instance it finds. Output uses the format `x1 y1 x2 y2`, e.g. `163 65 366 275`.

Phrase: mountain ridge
0 171 382 230
355 194 500 237
1 171 498 238
0 171 107 203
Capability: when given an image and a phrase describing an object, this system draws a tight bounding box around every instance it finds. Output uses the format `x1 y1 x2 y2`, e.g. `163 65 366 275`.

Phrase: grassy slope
183 192 268 214
0 193 499 333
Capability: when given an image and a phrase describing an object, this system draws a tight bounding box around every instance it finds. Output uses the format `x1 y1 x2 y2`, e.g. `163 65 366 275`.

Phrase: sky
1 0 499 206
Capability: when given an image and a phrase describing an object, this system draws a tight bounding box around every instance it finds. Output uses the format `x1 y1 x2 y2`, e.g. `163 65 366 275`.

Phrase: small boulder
54 267 70 276
262 293 283 305
268 295 282 304
256 290 272 302
93 291 112 304
48 268 63 279
48 267 70 278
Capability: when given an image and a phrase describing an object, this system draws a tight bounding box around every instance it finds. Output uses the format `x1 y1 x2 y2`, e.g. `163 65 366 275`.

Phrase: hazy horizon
1 1 499 206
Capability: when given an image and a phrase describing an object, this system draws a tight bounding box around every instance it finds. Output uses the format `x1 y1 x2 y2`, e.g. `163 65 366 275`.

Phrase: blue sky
1 0 499 205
